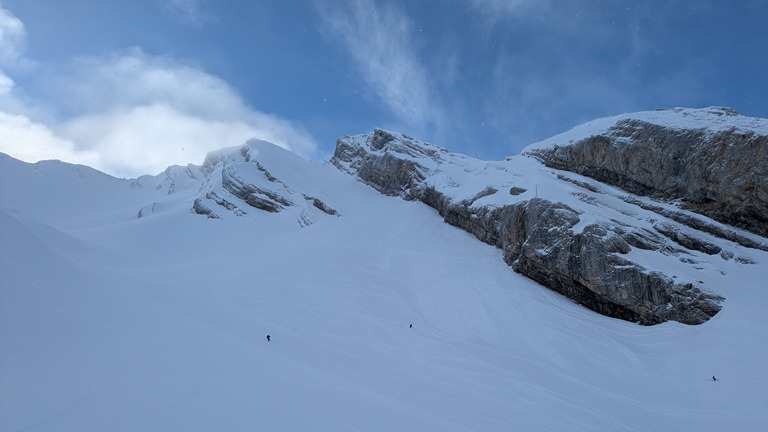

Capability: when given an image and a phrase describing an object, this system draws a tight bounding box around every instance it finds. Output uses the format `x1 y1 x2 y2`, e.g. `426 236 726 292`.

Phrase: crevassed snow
1 145 767 431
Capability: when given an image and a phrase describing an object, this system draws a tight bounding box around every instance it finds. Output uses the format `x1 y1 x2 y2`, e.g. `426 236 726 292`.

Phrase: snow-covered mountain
1 107 767 431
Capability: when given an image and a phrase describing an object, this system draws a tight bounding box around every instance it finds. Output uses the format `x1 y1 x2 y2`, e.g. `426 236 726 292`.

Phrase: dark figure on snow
266 334 271 342
712 376 717 381
409 324 412 328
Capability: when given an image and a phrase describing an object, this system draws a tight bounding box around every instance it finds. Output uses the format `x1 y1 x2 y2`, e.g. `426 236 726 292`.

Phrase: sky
0 0 766 178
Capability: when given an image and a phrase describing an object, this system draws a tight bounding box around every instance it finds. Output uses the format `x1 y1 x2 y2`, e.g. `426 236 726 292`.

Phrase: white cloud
0 112 100 167
162 0 209 26
0 6 26 68
0 7 318 178
0 44 318 178
63 51 253 121
50 50 318 177
0 70 13 95
467 0 545 15
57 98 317 178
317 0 445 133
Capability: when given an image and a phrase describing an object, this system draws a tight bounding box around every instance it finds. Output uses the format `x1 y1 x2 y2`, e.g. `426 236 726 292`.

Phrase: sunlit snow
1 139 766 431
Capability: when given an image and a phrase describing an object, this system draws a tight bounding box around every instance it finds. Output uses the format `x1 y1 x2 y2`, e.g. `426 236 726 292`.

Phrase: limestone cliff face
524 107 768 237
332 128 731 325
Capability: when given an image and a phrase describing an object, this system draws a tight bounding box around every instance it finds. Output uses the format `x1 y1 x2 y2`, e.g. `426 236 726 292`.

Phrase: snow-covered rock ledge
332 128 728 325
524 107 768 238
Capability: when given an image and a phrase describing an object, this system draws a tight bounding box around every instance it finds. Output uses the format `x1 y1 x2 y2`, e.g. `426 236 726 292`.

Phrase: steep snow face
1 133 768 431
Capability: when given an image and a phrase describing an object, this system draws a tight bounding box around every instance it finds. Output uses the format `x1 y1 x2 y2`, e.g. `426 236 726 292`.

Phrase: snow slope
1 144 767 431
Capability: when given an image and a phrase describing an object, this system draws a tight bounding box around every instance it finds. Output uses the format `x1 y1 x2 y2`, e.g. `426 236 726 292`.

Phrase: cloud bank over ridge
0 7 316 178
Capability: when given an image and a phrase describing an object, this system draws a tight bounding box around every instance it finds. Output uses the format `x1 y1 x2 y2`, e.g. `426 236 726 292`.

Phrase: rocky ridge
328 126 761 325
187 139 340 226
524 107 768 238
129 108 764 326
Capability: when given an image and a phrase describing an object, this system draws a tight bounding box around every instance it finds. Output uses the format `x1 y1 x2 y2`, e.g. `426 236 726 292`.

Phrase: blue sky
0 0 766 177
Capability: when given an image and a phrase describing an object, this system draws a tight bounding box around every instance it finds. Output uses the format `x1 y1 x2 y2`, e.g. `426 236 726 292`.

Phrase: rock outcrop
332 128 727 325
190 139 341 226
524 107 768 237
